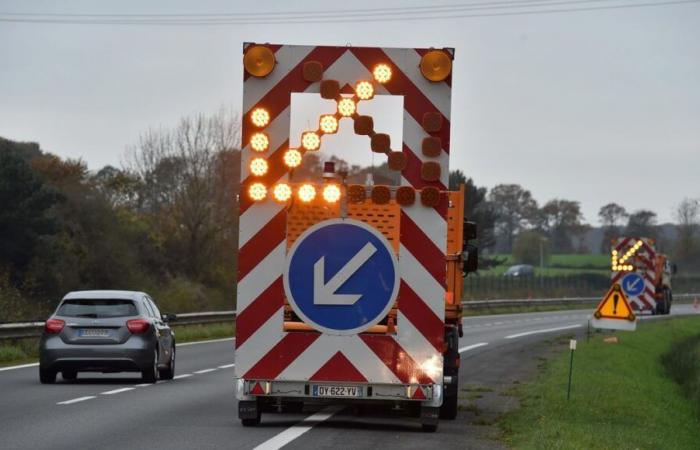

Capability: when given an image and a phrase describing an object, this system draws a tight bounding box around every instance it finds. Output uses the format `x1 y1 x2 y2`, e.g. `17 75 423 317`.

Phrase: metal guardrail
1 294 698 341
0 310 237 341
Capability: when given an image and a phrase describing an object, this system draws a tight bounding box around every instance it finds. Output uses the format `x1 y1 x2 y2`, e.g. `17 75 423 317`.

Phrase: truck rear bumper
236 378 443 407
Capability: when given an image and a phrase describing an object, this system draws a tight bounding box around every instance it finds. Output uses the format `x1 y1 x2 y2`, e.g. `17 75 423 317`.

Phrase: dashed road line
0 362 39 372
178 337 234 347
173 373 193 379
252 405 344 450
57 396 95 405
102 387 135 395
458 342 489 353
194 368 217 374
504 324 581 339
218 363 236 369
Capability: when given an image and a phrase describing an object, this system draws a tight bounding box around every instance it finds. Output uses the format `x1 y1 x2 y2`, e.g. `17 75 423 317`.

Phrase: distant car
39 290 176 384
503 264 535 277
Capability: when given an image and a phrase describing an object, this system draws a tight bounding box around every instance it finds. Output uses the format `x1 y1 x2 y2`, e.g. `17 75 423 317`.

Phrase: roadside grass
481 254 610 276
463 303 595 317
0 321 235 368
172 322 234 343
500 316 700 450
662 333 700 416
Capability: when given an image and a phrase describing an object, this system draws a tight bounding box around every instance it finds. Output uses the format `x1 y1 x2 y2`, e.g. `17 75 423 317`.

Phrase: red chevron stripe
242 46 346 145
400 211 446 287
398 281 443 353
310 351 367 382
237 209 286 281
360 335 434 384
235 277 284 347
348 47 451 154
614 237 632 252
243 332 321 380
401 143 447 191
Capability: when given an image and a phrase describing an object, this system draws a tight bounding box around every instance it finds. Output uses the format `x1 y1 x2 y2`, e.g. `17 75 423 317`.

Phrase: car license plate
312 385 363 398
79 328 110 337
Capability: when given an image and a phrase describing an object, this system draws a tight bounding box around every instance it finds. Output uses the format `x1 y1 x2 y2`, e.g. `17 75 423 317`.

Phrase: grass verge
501 316 700 449
463 303 595 317
662 333 700 416
0 321 235 368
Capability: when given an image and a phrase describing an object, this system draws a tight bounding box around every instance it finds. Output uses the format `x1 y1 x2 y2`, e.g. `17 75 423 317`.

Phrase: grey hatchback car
39 290 176 384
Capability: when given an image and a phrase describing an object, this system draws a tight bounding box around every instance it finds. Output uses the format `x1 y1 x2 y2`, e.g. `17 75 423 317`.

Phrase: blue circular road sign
621 272 645 297
283 219 399 335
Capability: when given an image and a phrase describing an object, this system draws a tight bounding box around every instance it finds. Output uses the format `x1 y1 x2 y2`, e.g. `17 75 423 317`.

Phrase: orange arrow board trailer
591 284 637 331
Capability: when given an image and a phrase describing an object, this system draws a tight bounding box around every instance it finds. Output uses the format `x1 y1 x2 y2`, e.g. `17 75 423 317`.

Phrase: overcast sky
1 0 698 224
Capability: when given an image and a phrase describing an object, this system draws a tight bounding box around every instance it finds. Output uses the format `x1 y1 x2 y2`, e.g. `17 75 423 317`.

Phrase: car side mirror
162 313 177 323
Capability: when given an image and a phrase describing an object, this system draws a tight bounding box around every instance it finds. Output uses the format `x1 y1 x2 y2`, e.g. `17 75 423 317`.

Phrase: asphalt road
1 304 697 450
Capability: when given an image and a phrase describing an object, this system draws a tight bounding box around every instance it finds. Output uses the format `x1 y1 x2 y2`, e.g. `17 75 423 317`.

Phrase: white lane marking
178 337 234 347
194 368 217 374
505 324 582 339
173 374 192 379
134 383 151 387
253 405 343 450
57 396 95 405
459 343 489 353
0 362 39 372
101 387 135 395
218 363 236 369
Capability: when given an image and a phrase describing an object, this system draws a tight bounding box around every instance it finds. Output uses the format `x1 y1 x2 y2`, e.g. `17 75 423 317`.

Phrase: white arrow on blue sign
621 272 645 297
283 219 399 335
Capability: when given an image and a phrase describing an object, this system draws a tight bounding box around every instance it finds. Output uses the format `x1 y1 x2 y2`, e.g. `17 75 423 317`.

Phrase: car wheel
159 346 175 380
141 350 159 384
62 370 77 381
39 368 56 384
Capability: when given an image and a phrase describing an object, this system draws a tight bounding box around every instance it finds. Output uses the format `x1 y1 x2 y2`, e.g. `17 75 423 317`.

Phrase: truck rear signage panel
284 219 399 335
621 273 645 297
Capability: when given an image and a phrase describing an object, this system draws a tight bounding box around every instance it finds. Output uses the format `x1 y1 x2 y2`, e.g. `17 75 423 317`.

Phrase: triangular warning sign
250 382 265 395
411 386 427 400
591 284 637 331
594 284 635 321
310 352 368 383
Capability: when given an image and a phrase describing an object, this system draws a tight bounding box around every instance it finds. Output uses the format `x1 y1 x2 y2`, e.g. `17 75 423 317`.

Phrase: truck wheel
440 391 458 420
241 417 261 427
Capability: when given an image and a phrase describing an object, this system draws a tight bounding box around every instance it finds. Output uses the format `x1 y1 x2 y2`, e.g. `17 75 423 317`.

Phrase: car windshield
57 299 137 318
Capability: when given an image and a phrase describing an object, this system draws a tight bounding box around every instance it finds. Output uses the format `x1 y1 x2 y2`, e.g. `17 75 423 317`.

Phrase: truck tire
422 423 438 432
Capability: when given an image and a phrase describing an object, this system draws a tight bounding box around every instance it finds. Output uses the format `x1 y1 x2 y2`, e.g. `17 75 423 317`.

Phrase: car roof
62 290 148 301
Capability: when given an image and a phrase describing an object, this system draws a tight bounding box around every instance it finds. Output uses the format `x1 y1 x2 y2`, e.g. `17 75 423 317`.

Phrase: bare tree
598 202 628 252
674 198 700 262
123 107 241 279
488 184 539 252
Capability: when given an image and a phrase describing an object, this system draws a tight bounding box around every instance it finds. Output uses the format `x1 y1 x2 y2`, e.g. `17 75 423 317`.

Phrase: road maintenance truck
610 237 675 315
233 43 476 432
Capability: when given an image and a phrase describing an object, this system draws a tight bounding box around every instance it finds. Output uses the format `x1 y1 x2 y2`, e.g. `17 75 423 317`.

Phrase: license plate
312 385 363 398
79 328 110 337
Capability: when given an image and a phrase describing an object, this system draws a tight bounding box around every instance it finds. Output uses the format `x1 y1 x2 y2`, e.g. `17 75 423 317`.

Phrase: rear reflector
127 319 150 334
45 318 65 334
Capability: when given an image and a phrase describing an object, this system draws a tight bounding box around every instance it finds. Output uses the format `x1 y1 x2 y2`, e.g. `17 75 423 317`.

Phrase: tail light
45 318 65 334
127 319 150 334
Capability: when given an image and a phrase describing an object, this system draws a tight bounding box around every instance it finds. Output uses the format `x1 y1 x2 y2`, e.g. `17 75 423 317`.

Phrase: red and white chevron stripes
611 237 657 311
235 44 452 387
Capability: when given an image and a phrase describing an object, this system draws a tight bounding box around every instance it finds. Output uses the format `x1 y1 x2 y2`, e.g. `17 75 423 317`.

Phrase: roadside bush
662 334 700 416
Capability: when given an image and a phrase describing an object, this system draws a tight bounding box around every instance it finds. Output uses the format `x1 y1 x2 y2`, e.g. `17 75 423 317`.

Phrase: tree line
2 108 698 319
